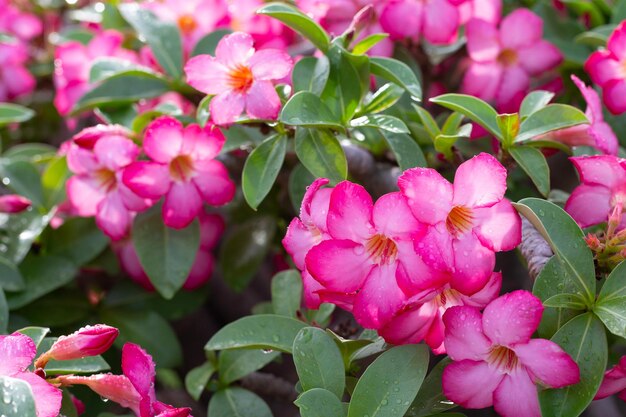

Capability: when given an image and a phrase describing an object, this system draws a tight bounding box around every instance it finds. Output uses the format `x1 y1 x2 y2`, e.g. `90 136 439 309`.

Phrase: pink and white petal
122 161 171 200
443 306 492 361
96 192 132 241
192 160 236 206
162 181 204 229
66 176 106 217
608 22 626 59
245 80 282 121
302 270 324 309
66 144 99 174
493 371 541 417
398 168 453 225
353 264 407 329
215 32 255 68
326 181 374 242
603 79 626 115
466 18 501 62
317 289 356 312
589 121 619 156
482 290 543 346
564 184 612 228
515 339 580 388
0 334 36 375
118 181 153 212
450 232 495 295
302 179 332 231
182 250 214 290
16 372 62 417
379 303 437 345
249 49 293 80
500 9 543 49
210 91 246 125
143 116 184 163
584 51 622 86
570 155 626 187
283 218 320 270
461 272 502 308
473 200 522 252
442 360 503 409
461 61 503 101
517 41 562 76
373 192 425 240
423 0 460 44
379 0 423 40
571 75 603 124
495 65 529 114
305 239 373 292
300 178 330 219
93 136 139 171
183 55 230 95
452 153 507 208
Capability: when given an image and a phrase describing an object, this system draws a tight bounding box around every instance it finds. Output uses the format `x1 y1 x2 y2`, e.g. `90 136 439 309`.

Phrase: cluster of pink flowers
284 153 522 353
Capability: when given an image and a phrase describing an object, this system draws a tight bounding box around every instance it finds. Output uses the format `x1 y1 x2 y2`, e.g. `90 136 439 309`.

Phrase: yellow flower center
95 168 117 193
177 15 198 35
365 234 398 265
446 205 474 236
498 49 518 66
169 155 195 182
487 345 520 373
228 64 254 93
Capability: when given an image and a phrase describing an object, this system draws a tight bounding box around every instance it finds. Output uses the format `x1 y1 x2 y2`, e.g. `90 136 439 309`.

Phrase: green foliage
0 376 36 417
242 135 287 210
208 387 273 417
295 127 348 184
218 349 279 385
258 3 330 52
0 104 34 126
594 260 626 338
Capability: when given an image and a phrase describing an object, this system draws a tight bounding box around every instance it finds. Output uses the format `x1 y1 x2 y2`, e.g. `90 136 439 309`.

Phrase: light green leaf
594 260 626 338
370 57 422 101
258 3 330 52
89 57 161 83
412 105 441 139
516 104 588 143
519 90 555 119
218 349 279 385
208 388 273 417
16 327 50 348
185 361 215 400
293 56 330 96
0 103 34 126
381 132 427 171
280 92 343 129
351 115 409 134
295 388 347 417
543 293 588 310
358 83 404 115
430 94 500 139
41 156 71 208
510 146 550 197
352 33 389 55
295 127 347 184
242 135 287 210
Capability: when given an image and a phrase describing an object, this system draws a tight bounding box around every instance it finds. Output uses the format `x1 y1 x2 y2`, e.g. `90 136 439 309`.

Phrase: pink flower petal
144 116 184 163
396 240 447 292
66 176 106 217
327 181 374 242
96 191 132 241
570 155 626 187
199 211 225 250
595 357 626 399
466 18 501 62
162 181 204 229
373 192 425 240
379 0 423 40
118 181 153 212
215 32 255 68
443 306 492 361
300 178 331 230
608 21 626 59
249 49 293 80
450 232 495 295
66 144 100 175
183 250 214 290
302 270 324 309
423 0 460 44
461 61 503 102
15 372 62 417
482 290 543 346
353 264 407 329
495 65 529 113
122 343 155 414
585 50 622 87
379 302 437 345
398 168 453 225
517 41 562 76
424 315 446 354
0 333 36 375
184 55 230 95
181 124 225 162
515 339 580 388
283 218 319 270
493 371 541 417
210 91 246 125
588 120 619 156
461 271 502 307
564 184 612 228
245 80 282 120
452 153 507 208
603 79 626 115
192 160 236 206
499 9 543 49
473 200 521 252
414 225 454 274
443 360 503 408
122 161 171 200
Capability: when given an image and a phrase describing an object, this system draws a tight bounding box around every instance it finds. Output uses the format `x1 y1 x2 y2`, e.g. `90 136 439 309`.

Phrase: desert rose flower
398 153 521 295
442 291 580 417
595 356 626 401
35 325 118 368
224 0 294 50
0 194 31 213
585 21 626 115
184 32 293 125
462 9 562 112
0 42 36 101
0 333 62 417
0 0 42 41
122 116 235 229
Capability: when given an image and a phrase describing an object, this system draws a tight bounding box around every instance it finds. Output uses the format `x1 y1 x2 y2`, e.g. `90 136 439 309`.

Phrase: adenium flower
35 325 118 368
0 194 31 213
398 153 521 295
0 42 36 102
0 333 62 417
0 0 42 41
184 32 293 125
122 116 235 229
595 356 626 401
462 9 562 112
442 291 580 417
225 0 294 50
565 155 626 229
585 21 626 115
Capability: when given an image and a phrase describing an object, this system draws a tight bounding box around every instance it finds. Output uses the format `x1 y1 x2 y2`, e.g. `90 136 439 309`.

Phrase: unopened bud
36 325 118 368
0 195 31 213
585 233 601 250
72 124 132 149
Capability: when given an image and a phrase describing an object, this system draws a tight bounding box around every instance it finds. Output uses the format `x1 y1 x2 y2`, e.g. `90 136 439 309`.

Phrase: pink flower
0 194 31 213
225 0 294 50
184 32 293 125
0 42 36 101
0 0 42 41
442 291 580 417
461 9 562 112
36 325 118 368
595 356 626 401
398 153 521 295
66 128 152 240
585 21 626 115
0 333 62 417
539 75 617 155
122 116 235 229
565 155 626 229
458 0 501 25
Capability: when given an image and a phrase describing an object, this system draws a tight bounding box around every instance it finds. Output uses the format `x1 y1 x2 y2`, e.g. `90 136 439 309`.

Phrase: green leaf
543 293 588 310
351 115 409 134
295 128 347 184
359 83 404 115
205 314 307 353
293 56 330 96
219 217 276 291
514 198 596 305
295 388 347 417
406 358 455 417
516 104 588 143
257 3 330 52
348 345 429 417
575 25 615 47
430 94 500 139
218 349 279 384
0 256 24 292
89 57 161 83
208 388 273 417
271 270 304 317
185 361 215 401
326 331 374 369
59 389 79 417
594 260 626 338
322 45 368 123
191 29 231 56
132 205 201 299
41 156 71 208
0 209 50 264
280 92 343 129
293 327 345 398
119 4 183 77
412 105 441 139
0 376 36 417
0 103 34 126
44 217 108 266
37 337 110 375
0 288 7 333
352 33 389 55
382 132 427 171
497 113 520 147
289 163 316 212
509 146 550 197
520 91 555 119
539 313 607 417
242 135 287 210
0 160 44 208
2 143 56 163
16 327 50 348
370 57 422 101
196 95 212 128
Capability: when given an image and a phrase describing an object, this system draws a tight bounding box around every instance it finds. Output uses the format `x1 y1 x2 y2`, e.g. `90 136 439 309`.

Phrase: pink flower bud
72 124 133 149
37 325 118 367
0 194 31 213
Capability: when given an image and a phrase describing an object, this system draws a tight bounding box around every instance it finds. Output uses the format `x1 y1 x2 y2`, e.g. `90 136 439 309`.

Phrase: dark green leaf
406 358 455 417
430 94 500 139
185 361 215 400
351 115 409 134
191 29 231 56
322 46 368 123
0 376 36 417
44 218 107 266
0 209 50 264
295 388 347 417
258 3 330 52
543 293 588 310
370 57 422 101
2 144 56 163
280 92 343 129
594 260 626 338
59 389 79 417
510 146 550 197
89 57 161 83
288 163 316 212
271 270 303 317
295 128 347 184
0 256 24 292
0 160 44 208
382 132 427 171
0 103 34 126
242 135 287 210
218 349 279 384
519 91 555 119
208 388 273 417
37 337 110 375
293 56 330 96
516 104 588 143
326 330 374 369
196 95 212 127
359 83 404 115
575 25 614 47
0 288 7 333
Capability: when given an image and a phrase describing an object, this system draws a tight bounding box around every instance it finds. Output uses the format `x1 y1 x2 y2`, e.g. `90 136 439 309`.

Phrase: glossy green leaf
519 90 555 119
205 314 307 353
0 256 24 292
0 376 36 417
0 160 44 208
295 388 347 417
218 349 279 384
37 337 110 375
289 163 316 212
196 95 212 127
293 56 330 95
44 217 108 266
359 83 404 115
119 4 183 77
382 132 427 171
295 127 347 184
191 29 231 56
242 135 287 210
430 94 500 139
0 209 50 264
514 198 595 305
280 92 342 129
322 45 368 123
497 113 520 147
41 156 71 208
348 344 429 417
208 388 273 417
89 57 160 83
352 33 389 55
185 361 215 401
516 104 588 143
543 293 588 310
271 270 303 317
412 105 441 139
406 358 455 417
132 205 200 299
351 115 409 133
370 57 422 101
0 103 34 126
539 313 607 417
0 288 7 333
257 2 329 51
16 326 50 348
293 327 345 397
510 146 550 197
594 260 626 338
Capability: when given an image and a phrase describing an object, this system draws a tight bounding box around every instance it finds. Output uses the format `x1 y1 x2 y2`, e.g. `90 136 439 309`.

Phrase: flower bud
72 124 132 149
0 194 31 213
36 325 118 367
